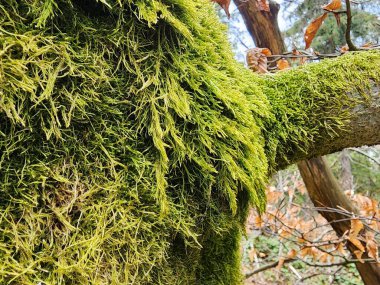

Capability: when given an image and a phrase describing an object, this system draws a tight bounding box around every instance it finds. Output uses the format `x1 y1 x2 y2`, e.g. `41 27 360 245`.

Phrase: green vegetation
0 0 380 284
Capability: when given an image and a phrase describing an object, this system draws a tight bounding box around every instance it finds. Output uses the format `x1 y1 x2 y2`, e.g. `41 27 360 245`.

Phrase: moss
0 0 269 284
0 0 379 284
260 51 380 171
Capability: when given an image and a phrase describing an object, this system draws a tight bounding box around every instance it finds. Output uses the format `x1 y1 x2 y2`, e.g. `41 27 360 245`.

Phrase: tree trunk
233 0 285 54
340 149 354 194
234 1 380 283
298 157 380 285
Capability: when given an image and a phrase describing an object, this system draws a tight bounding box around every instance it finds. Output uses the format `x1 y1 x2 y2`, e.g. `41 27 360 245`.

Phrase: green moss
260 51 380 171
0 0 379 284
0 0 269 284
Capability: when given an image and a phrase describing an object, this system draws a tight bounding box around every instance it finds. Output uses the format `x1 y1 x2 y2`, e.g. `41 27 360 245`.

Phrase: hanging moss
0 0 270 284
0 0 380 284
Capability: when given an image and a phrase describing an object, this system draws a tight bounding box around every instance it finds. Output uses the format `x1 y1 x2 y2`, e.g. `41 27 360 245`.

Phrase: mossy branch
260 51 380 171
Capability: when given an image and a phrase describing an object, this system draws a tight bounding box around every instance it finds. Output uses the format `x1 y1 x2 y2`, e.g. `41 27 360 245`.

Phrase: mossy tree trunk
234 1 380 283
0 1 380 284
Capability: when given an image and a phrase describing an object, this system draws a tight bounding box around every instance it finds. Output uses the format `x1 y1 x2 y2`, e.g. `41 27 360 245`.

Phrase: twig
245 258 295 278
347 148 380 166
345 0 358 51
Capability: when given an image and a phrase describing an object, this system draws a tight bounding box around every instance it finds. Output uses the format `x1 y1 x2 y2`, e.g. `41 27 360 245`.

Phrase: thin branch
347 147 380 166
345 0 358 51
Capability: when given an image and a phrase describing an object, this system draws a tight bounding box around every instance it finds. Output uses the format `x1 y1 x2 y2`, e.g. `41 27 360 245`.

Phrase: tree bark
298 157 380 285
233 0 286 54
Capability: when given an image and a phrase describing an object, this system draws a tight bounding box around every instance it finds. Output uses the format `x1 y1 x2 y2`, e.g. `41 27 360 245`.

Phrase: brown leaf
304 13 328 49
322 0 342 11
320 252 329 263
277 58 290 70
340 44 349 54
354 250 365 263
287 249 297 259
261 48 272 56
350 219 364 238
336 242 346 255
254 216 264 228
212 0 231 19
256 0 270 12
348 236 365 252
300 247 311 258
246 48 269 74
366 240 378 261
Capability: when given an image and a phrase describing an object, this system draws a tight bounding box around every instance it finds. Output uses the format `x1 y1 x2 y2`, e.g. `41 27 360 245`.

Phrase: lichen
0 0 379 284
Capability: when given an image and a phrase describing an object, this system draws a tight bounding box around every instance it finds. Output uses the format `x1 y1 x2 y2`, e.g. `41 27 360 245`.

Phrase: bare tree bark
233 1 380 283
233 0 285 54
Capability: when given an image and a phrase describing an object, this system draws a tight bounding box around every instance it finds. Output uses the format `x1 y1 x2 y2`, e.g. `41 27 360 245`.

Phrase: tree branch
260 51 380 170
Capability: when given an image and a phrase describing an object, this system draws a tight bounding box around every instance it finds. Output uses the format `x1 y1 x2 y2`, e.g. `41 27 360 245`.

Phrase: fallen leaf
277 58 290 70
336 242 346 255
212 0 231 19
304 13 328 49
322 0 342 11
287 249 297 259
320 252 329 263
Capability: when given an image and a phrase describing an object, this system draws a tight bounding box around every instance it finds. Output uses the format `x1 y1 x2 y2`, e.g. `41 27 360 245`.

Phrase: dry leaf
300 247 311 258
256 0 270 12
212 0 231 19
261 48 272 56
287 249 297 259
277 58 290 70
320 252 329 263
322 0 342 11
340 44 349 53
254 216 264 228
304 13 328 49
246 48 269 74
348 236 365 252
336 242 346 255
350 219 364 238
354 250 365 263
366 240 378 261
362 42 374 48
